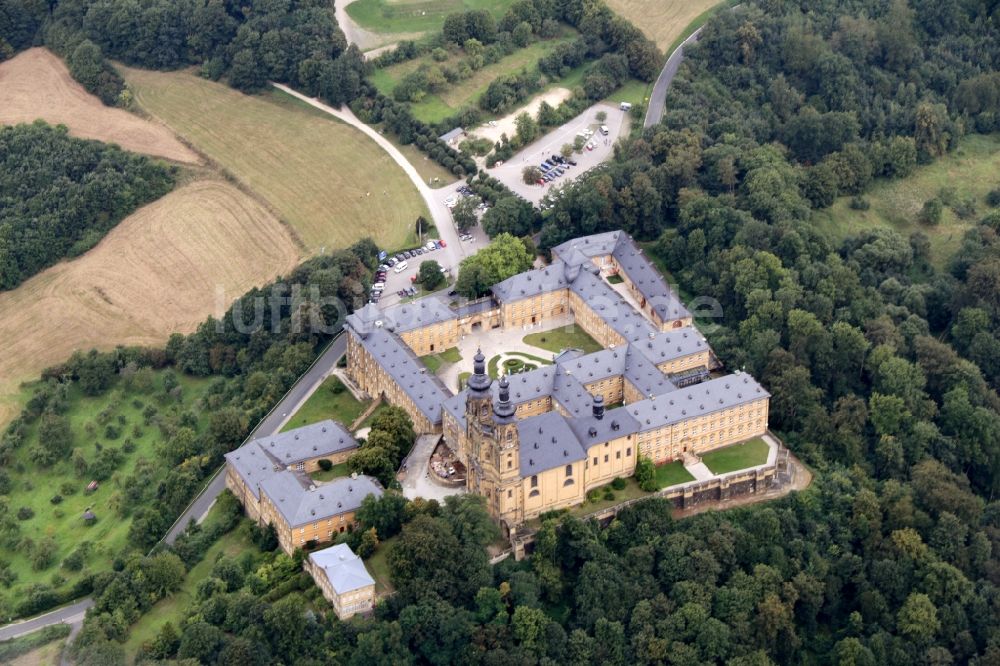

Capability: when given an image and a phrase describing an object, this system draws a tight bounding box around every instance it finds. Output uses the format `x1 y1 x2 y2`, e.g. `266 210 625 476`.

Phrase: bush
920 197 944 225
987 188 1000 207
318 459 333 472
586 489 601 503
16 507 34 521
603 488 615 501
50 495 63 505
849 196 870 210
104 423 121 440
611 477 626 490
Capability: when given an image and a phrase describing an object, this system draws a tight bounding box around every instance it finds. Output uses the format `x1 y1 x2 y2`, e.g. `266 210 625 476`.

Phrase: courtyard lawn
359 403 393 429
421 347 462 374
524 327 603 355
282 376 368 432
701 438 770 475
309 462 351 482
654 461 695 488
606 273 625 284
567 477 649 518
487 351 551 379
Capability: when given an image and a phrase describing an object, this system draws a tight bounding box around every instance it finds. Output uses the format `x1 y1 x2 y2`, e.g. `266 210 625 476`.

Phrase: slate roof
517 411 587 476
261 474 383 528
310 544 375 594
224 441 274 500
627 371 770 432
349 327 451 425
347 297 458 337
491 263 571 302
252 420 358 467
566 406 641 447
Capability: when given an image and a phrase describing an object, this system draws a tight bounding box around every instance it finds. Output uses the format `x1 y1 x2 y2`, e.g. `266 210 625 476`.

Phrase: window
529 489 540 498
508 490 512 498
430 344 434 352
604 454 609 463
616 451 621 459
593 457 598 465
626 447 632 456
565 465 573 477
508 460 513 469
530 475 538 488
563 479 575 487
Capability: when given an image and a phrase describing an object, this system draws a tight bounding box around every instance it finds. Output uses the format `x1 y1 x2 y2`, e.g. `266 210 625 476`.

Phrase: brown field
0 48 199 163
0 180 300 426
121 66 428 253
604 0 724 51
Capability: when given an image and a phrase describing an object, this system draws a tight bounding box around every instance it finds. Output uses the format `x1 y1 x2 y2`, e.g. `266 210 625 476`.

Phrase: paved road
0 598 93 642
644 28 703 128
163 333 349 544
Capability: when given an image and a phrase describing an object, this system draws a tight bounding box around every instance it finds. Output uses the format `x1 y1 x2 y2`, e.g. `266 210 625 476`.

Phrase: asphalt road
644 27 703 128
0 598 93 642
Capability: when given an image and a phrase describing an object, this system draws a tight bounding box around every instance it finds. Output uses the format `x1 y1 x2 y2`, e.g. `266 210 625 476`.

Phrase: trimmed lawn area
568 477 649 517
701 437 770 475
524 327 603 355
487 352 551 379
0 372 213 618
282 376 368 432
359 403 393 429
421 347 462 374
347 0 518 36
607 79 652 110
309 462 351 483
654 460 695 488
365 535 397 594
812 133 1000 269
123 517 254 660
121 66 428 253
606 273 625 284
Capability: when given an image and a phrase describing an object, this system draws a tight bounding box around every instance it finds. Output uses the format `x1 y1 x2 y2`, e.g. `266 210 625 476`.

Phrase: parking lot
487 102 628 204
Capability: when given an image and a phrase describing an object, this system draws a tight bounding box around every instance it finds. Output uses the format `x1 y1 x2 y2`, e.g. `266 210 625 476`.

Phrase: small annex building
306 543 376 620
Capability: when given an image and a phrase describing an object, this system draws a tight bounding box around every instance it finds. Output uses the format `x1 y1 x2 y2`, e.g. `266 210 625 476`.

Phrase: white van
393 261 408 273
600 125 609 136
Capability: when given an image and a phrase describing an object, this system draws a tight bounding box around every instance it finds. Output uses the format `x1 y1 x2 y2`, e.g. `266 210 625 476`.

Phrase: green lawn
567 477 649 518
359 403 393 430
282 376 368 432
309 462 351 482
654 460 695 488
0 372 213 618
606 273 625 284
347 0 518 36
365 535 397 594
812 133 1000 269
524 326 603 355
700 437 770 475
123 509 254 660
607 78 652 109
421 347 462 374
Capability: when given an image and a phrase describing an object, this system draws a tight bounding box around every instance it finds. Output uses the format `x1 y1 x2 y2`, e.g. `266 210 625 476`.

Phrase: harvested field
0 48 198 163
0 180 300 425
121 66 428 252
605 0 725 51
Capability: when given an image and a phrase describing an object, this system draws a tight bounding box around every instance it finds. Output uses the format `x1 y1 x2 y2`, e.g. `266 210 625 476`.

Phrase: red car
438 239 447 247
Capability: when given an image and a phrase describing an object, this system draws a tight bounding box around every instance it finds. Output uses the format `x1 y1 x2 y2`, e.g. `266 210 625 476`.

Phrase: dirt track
0 48 199 163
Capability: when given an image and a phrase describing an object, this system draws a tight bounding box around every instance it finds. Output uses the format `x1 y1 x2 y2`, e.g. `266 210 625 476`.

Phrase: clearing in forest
0 48 199 164
604 0 728 52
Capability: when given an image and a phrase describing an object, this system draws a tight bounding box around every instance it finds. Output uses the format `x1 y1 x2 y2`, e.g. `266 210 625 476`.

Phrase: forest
0 122 176 290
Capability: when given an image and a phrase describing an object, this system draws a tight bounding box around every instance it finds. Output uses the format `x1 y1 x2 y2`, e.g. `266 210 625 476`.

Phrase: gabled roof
627 372 770 432
260 474 383 528
566 406 641 448
517 411 586 476
491 263 571 302
224 441 277 500
349 327 451 424
310 543 375 594
252 420 358 467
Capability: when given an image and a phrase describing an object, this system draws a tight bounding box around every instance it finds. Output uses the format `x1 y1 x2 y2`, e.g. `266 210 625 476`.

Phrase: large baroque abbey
345 231 770 532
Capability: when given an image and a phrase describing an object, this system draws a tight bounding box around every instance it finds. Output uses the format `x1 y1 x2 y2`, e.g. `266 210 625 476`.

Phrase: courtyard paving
400 434 467 502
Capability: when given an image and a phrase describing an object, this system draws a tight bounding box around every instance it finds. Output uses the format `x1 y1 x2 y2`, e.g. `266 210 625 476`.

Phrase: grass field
347 0 517 36
309 462 352 482
0 179 300 433
701 437 769 475
0 48 198 163
654 460 696 488
524 327 603 355
365 534 398 593
0 372 213 617
813 133 1000 268
281 376 368 432
121 66 428 252
421 347 462 373
604 0 730 52
373 37 575 124
1 625 71 666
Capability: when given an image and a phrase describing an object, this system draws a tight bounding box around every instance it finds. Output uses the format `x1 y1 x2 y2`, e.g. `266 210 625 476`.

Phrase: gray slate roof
224 441 274 500
349 327 452 424
627 371 770 432
253 420 358 467
517 411 586 476
261 474 383 528
346 297 457 337
491 263 571 302
310 544 375 594
566 406 641 447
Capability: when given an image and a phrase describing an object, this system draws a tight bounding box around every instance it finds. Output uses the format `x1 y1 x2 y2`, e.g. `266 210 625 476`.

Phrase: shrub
122 439 136 454
16 507 34 521
104 424 121 440
920 198 943 225
60 482 77 496
611 477 626 490
603 488 615 501
986 188 1000 207
50 495 63 505
318 459 333 472
849 196 870 210
586 489 601 503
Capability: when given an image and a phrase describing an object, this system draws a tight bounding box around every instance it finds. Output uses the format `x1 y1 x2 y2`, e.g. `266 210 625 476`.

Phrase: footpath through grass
701 437 769 475
281 376 368 432
121 66 428 253
524 327 603 355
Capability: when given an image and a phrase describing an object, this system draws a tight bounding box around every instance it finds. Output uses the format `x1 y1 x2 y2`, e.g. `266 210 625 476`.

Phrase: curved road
643 28 704 129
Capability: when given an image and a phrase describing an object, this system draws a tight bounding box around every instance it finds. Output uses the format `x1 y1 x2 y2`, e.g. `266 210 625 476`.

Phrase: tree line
0 122 176 290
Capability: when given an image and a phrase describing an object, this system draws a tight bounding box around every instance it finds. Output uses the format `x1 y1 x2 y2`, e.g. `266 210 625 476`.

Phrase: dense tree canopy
0 122 176 290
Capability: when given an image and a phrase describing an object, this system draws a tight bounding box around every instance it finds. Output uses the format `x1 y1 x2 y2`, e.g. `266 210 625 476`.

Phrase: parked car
407 287 417 296
600 125 609 136
426 241 436 251
438 239 447 247
397 290 406 297
448 290 458 296
394 261 408 273
567 159 578 166
460 234 473 241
